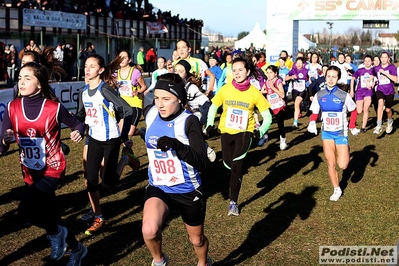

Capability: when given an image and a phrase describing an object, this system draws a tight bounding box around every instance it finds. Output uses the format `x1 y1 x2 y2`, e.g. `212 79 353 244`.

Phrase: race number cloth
322 112 343 132
19 137 46 170
148 149 184 187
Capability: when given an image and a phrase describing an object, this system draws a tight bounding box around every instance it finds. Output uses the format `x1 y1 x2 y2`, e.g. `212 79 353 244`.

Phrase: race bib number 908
148 149 184 186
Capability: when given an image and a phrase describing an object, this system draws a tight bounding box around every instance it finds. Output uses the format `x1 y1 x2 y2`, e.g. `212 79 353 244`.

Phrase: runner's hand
157 136 180 152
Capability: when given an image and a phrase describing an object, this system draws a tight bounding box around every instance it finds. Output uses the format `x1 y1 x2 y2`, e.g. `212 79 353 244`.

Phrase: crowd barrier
0 78 153 130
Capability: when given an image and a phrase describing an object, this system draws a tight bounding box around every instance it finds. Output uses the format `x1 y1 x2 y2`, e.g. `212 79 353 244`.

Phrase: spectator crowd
1 0 204 28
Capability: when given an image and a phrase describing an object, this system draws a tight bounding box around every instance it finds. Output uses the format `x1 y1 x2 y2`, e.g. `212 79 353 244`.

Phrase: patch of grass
1 102 399 265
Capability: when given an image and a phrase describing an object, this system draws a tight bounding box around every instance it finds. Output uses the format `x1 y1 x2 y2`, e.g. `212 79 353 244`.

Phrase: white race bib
267 93 285 110
19 137 46 170
378 72 390 85
225 107 249 130
148 149 185 186
84 102 103 127
360 74 372 88
322 112 343 132
308 70 318 79
293 80 306 92
250 78 261 90
118 80 134 97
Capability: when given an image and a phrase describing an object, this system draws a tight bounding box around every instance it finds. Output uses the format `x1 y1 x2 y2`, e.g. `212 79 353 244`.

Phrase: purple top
373 64 397 95
288 67 308 92
353 67 374 91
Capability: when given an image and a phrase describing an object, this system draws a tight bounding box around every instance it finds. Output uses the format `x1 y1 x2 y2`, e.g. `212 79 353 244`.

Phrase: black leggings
275 110 286 138
221 132 252 203
86 136 121 192
18 176 78 249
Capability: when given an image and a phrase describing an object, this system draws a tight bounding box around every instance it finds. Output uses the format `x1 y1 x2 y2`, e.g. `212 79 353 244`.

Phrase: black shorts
375 91 394 109
145 185 206 226
292 89 307 100
131 107 142 127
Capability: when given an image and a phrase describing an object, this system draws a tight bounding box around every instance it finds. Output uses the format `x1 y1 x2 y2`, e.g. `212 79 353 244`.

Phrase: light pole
326 22 333 57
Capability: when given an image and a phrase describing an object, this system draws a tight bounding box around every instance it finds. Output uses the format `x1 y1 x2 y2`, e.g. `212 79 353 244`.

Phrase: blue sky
149 0 399 36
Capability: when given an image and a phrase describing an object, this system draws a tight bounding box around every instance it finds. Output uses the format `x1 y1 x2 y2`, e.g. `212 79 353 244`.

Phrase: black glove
254 130 261 139
157 136 180 152
205 125 214 136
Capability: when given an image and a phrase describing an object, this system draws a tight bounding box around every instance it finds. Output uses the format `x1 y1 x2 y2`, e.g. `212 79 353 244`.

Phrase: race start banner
266 0 399 63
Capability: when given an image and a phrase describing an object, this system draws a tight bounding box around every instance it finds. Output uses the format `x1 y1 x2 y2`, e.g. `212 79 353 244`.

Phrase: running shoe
350 128 360 136
207 145 216 162
151 253 169 266
279 137 287 151
361 128 367 133
257 134 268 147
47 225 68 260
228 201 239 216
85 217 105 235
373 126 382 134
81 208 94 221
121 147 140 171
292 122 298 129
67 242 88 266
386 120 393 134
330 189 342 201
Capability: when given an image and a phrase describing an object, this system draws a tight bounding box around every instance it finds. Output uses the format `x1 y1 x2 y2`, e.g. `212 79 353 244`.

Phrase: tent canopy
234 22 267 50
366 45 383 51
298 33 316 50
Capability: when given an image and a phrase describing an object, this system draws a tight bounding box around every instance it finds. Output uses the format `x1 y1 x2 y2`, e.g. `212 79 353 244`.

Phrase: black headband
154 80 187 105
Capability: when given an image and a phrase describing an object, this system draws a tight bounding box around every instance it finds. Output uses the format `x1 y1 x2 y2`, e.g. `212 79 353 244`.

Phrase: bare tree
237 31 250 40
345 27 362 45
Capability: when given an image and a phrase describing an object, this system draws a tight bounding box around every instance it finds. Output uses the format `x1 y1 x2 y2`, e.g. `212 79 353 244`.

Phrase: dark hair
87 54 120 89
363 55 373 61
22 47 66 80
254 53 263 62
177 60 202 89
20 62 58 101
327 65 341 80
295 57 305 63
158 56 167 63
176 39 191 49
266 65 279 74
118 49 132 59
310 52 320 64
232 57 258 80
22 50 41 64
280 50 288 57
380 51 391 59
41 47 67 80
117 49 143 73
279 57 287 62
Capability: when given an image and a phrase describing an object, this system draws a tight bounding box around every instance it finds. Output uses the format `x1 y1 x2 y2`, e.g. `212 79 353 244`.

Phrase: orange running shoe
85 217 105 235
